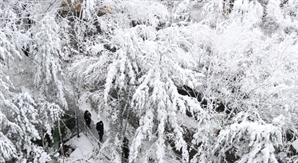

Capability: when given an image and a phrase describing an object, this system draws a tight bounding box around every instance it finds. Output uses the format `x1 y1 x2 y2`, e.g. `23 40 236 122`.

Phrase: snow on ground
63 101 112 162
292 139 298 152
70 101 185 163
79 102 110 133
65 133 94 162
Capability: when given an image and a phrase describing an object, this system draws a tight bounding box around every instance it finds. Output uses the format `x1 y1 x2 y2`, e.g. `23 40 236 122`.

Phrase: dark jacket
96 121 104 134
84 111 91 121
122 137 129 159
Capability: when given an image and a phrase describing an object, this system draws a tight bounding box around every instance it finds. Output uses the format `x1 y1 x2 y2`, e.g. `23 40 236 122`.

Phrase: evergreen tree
1 0 298 162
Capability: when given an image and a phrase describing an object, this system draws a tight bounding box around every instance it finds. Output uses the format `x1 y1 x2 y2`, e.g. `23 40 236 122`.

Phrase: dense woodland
0 0 298 162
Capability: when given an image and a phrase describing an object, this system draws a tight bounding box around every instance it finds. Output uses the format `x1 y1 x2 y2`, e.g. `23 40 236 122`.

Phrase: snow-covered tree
189 0 298 162
0 2 23 160
101 20 207 162
10 93 51 162
65 0 298 162
30 13 68 108
1 0 298 162
0 1 66 162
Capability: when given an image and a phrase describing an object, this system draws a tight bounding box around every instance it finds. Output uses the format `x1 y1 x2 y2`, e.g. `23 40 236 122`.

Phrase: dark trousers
99 133 103 142
85 119 91 127
122 149 129 163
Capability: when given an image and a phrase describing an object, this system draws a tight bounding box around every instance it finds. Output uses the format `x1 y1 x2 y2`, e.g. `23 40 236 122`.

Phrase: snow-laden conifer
213 111 282 163
1 0 297 162
31 14 68 108
102 21 205 162
0 113 18 162
8 93 51 162
38 101 64 144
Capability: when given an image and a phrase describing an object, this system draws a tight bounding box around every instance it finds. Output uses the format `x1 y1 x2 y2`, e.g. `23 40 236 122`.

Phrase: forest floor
64 102 111 162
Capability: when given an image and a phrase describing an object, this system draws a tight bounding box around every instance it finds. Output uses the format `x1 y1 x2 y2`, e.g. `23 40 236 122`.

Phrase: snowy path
80 102 110 136
64 102 112 162
65 102 198 163
64 133 95 162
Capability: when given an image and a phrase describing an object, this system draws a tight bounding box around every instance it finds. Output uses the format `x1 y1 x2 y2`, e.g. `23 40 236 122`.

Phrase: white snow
292 139 298 152
65 133 94 162
177 114 198 130
62 101 112 162
79 102 110 134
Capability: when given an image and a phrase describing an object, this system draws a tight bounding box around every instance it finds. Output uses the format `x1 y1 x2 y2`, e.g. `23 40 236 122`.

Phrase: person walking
84 110 91 128
96 121 104 142
122 137 129 162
